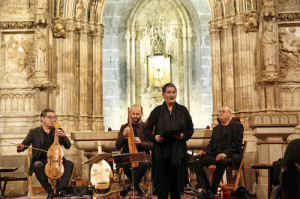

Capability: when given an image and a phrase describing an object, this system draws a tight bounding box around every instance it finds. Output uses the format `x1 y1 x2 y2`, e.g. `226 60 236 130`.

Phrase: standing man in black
115 104 153 197
193 106 244 195
17 109 74 198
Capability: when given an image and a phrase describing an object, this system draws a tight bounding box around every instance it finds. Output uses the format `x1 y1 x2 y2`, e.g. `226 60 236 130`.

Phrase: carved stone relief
75 0 83 20
262 4 276 21
244 11 258 32
0 92 36 113
0 0 34 21
279 86 300 108
0 21 34 30
90 1 96 23
249 113 299 127
53 17 66 38
141 19 176 58
277 13 300 21
278 26 300 81
277 0 300 11
0 33 35 86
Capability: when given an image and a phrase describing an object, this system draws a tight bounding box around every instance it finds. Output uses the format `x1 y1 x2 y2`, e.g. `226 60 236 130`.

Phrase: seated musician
193 106 244 195
17 109 74 198
115 104 153 197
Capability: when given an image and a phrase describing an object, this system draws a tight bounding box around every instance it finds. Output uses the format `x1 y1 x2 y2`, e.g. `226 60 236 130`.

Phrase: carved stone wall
0 0 106 195
209 0 300 197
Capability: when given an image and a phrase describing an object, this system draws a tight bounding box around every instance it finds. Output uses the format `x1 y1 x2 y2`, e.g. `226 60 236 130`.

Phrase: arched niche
119 0 203 120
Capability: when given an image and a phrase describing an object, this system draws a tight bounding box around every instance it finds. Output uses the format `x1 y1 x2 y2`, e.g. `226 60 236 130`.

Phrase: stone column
187 27 193 110
78 22 90 131
221 19 235 109
56 19 77 132
232 14 244 112
125 29 131 107
131 29 136 105
244 17 259 112
249 113 299 199
92 24 104 131
182 26 189 108
210 21 222 126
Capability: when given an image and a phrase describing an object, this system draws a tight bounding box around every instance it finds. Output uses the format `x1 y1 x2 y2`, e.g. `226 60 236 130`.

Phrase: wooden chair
141 167 152 196
27 147 58 198
208 141 248 191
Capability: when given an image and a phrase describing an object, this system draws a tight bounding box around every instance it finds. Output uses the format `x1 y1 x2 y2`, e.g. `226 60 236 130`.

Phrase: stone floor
7 191 198 199
5 187 198 199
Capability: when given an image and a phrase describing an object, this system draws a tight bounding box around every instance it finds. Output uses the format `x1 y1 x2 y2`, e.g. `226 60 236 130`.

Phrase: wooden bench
0 167 27 198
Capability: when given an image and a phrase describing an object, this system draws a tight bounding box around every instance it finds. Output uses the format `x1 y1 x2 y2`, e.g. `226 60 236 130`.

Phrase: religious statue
214 0 222 19
90 1 96 23
226 0 235 16
75 0 83 20
36 30 47 73
263 24 277 70
154 68 164 87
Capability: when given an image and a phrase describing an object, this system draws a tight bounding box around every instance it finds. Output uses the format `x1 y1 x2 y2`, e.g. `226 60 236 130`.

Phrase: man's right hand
17 143 24 151
155 135 164 142
123 127 130 137
197 150 206 156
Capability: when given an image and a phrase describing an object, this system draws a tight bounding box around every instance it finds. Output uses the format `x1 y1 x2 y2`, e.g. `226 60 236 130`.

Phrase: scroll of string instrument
90 141 113 192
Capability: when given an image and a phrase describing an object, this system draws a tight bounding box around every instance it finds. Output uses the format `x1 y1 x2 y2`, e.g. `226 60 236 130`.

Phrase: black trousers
120 162 149 187
158 192 181 199
192 155 232 193
32 159 74 193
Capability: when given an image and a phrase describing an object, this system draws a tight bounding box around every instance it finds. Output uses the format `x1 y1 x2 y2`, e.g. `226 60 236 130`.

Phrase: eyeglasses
45 116 56 120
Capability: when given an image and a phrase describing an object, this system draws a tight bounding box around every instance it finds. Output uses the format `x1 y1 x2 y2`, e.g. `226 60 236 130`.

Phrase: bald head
131 104 143 124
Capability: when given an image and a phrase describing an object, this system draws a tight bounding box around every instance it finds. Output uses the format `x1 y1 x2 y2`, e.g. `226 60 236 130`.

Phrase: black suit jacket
116 122 153 153
17 126 71 175
205 120 244 168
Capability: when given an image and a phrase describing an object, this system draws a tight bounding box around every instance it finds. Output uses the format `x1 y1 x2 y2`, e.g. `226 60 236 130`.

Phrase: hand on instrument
173 133 184 140
123 127 130 137
134 137 141 144
56 129 66 137
17 143 24 151
155 135 164 142
197 150 206 156
216 153 227 161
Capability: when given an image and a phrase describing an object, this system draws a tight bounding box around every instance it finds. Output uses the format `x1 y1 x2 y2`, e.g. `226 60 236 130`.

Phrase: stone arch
101 0 212 129
121 0 207 123
293 87 300 107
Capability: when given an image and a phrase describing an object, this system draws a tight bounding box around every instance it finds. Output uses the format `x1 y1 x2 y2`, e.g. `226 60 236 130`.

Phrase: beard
132 117 141 124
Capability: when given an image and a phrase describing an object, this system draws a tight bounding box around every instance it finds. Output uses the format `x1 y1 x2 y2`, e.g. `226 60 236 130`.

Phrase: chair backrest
239 141 247 171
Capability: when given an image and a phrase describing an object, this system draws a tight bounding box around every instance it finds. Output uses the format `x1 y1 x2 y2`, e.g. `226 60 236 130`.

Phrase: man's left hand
134 137 141 144
56 129 66 138
216 153 227 161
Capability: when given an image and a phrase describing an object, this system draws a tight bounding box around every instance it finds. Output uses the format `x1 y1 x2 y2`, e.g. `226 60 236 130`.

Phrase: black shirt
41 130 54 160
216 125 227 154
132 123 138 136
